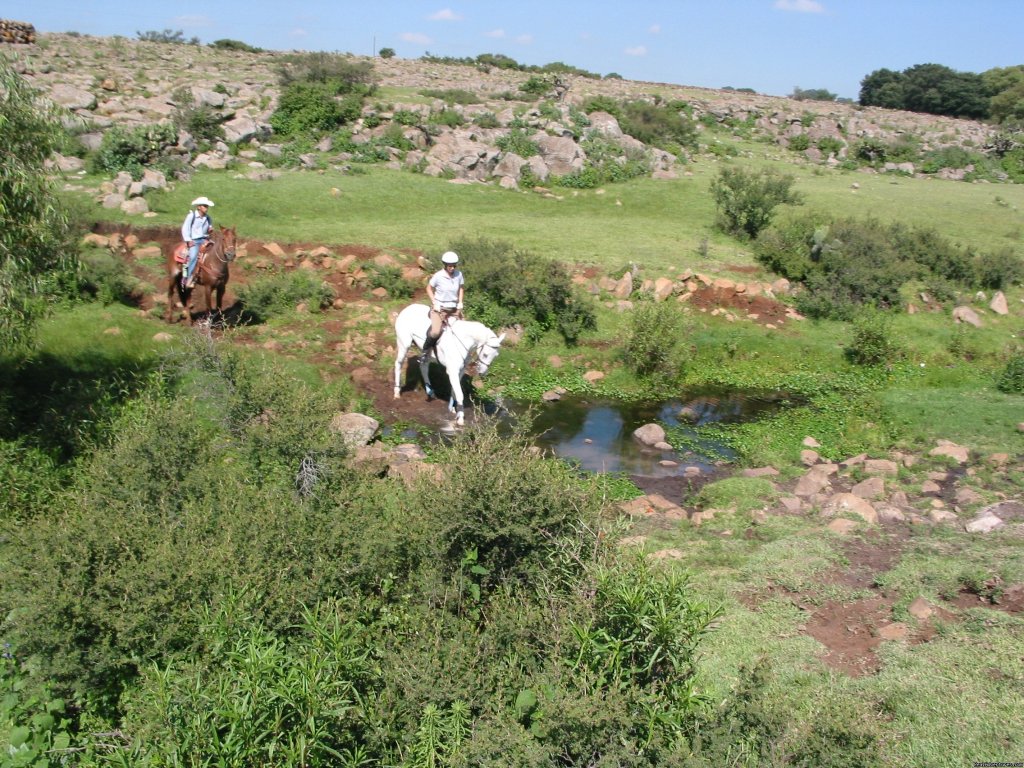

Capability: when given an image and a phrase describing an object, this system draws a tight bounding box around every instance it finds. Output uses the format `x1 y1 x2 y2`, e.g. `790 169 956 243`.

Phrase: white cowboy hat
191 196 215 207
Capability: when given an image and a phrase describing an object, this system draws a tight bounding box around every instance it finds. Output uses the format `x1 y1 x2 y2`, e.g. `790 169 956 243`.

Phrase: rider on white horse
421 251 464 361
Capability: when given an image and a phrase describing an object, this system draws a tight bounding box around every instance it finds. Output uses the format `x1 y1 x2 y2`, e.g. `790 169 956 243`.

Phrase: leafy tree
379 47 396 59
0 59 78 352
710 166 802 240
859 68 905 109
860 63 988 118
790 86 837 102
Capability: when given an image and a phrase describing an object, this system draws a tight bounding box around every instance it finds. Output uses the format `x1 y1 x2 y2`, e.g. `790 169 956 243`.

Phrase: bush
618 100 698 151
845 307 904 366
788 134 811 151
365 263 415 299
452 237 596 345
277 53 376 93
88 123 178 178
520 75 552 96
710 166 803 240
171 87 224 146
0 58 78 351
0 343 364 708
974 247 1024 290
137 29 198 45
270 83 352 137
237 271 335 323
996 350 1024 393
409 419 604 590
495 128 539 158
210 38 262 52
623 301 689 384
379 47 395 59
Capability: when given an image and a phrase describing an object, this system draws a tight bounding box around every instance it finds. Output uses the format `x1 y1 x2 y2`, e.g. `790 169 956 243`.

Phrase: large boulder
329 412 380 452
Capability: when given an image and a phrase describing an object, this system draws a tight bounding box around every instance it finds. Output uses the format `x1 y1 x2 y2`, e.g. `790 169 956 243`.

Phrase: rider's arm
456 284 464 310
426 280 440 311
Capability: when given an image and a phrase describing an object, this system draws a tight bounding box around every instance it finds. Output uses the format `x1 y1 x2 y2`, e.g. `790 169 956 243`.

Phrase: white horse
393 303 505 426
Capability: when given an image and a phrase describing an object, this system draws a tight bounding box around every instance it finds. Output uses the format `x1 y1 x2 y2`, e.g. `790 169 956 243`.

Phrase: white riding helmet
441 251 459 265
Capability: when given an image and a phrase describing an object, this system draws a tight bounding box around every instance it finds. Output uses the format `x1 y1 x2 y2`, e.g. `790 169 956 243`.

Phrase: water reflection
510 392 785 478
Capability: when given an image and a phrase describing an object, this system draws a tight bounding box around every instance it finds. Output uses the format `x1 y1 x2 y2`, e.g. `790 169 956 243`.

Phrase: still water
499 391 786 479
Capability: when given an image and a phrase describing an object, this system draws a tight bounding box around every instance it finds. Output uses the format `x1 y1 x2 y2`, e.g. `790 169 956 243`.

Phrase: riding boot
420 335 438 363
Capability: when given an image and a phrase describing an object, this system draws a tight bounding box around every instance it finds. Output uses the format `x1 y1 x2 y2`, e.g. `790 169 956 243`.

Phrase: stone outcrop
0 19 35 44
15 32 1003 191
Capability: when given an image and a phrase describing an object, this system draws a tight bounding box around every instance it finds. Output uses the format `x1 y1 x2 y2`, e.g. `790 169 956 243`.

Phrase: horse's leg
166 274 176 323
447 365 465 426
203 282 214 323
421 355 435 400
214 281 225 318
394 338 410 398
182 286 193 325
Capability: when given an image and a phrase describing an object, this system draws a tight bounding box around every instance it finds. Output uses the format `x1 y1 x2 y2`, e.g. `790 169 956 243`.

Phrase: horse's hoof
393 390 401 399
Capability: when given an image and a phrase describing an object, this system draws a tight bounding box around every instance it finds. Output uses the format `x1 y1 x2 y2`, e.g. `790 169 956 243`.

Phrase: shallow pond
499 391 786 479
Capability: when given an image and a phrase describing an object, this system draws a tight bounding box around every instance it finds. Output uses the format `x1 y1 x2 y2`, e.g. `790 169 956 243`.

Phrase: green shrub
845 306 904 366
618 99 698 151
473 111 500 129
137 29 198 45
365 263 415 299
409 419 605 590
379 47 396 59
452 236 596 344
277 53 376 92
210 38 262 52
919 146 983 173
582 95 621 117
752 213 821 281
623 301 689 384
996 349 1024 393
392 108 421 126
520 75 552 96
817 136 845 157
788 134 811 151
710 166 803 240
496 128 540 157
554 138 651 188
171 87 225 146
426 108 464 128
973 247 1024 290
270 82 360 137
88 123 178 178
237 271 335 323
0 343 365 709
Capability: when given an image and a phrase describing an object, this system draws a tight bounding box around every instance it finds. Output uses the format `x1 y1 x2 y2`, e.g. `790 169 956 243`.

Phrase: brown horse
165 226 237 324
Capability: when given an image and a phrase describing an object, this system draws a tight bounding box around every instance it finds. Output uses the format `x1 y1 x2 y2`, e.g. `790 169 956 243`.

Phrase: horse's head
475 332 505 377
219 226 238 262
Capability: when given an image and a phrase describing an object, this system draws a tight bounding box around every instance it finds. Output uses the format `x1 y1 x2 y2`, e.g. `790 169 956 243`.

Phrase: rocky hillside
2 31 1004 214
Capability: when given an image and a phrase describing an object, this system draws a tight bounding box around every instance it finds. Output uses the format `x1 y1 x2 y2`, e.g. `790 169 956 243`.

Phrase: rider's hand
456 303 463 310
432 300 441 312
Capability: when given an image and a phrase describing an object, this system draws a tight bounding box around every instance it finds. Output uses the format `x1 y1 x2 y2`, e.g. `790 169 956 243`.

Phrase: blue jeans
185 238 206 282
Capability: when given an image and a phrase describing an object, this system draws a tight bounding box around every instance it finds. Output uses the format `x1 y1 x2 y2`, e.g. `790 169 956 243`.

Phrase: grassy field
81 151 1024 278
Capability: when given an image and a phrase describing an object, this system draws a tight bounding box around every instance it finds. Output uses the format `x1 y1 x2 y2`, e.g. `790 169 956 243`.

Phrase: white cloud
400 32 432 44
649 24 661 34
429 8 463 21
486 28 505 38
289 28 307 39
515 34 533 45
774 0 825 12
625 45 647 56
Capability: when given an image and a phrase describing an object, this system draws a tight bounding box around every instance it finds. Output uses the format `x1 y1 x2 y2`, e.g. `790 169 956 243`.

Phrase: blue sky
9 1 1023 99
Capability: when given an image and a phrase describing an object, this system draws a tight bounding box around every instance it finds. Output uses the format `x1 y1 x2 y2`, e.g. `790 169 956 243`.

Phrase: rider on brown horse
181 196 215 289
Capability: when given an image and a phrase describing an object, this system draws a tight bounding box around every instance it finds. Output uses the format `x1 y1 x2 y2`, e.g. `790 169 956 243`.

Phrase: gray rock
329 412 380 451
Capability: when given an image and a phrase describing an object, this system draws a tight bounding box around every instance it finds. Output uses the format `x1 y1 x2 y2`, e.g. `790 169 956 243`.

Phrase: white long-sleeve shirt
181 210 212 242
